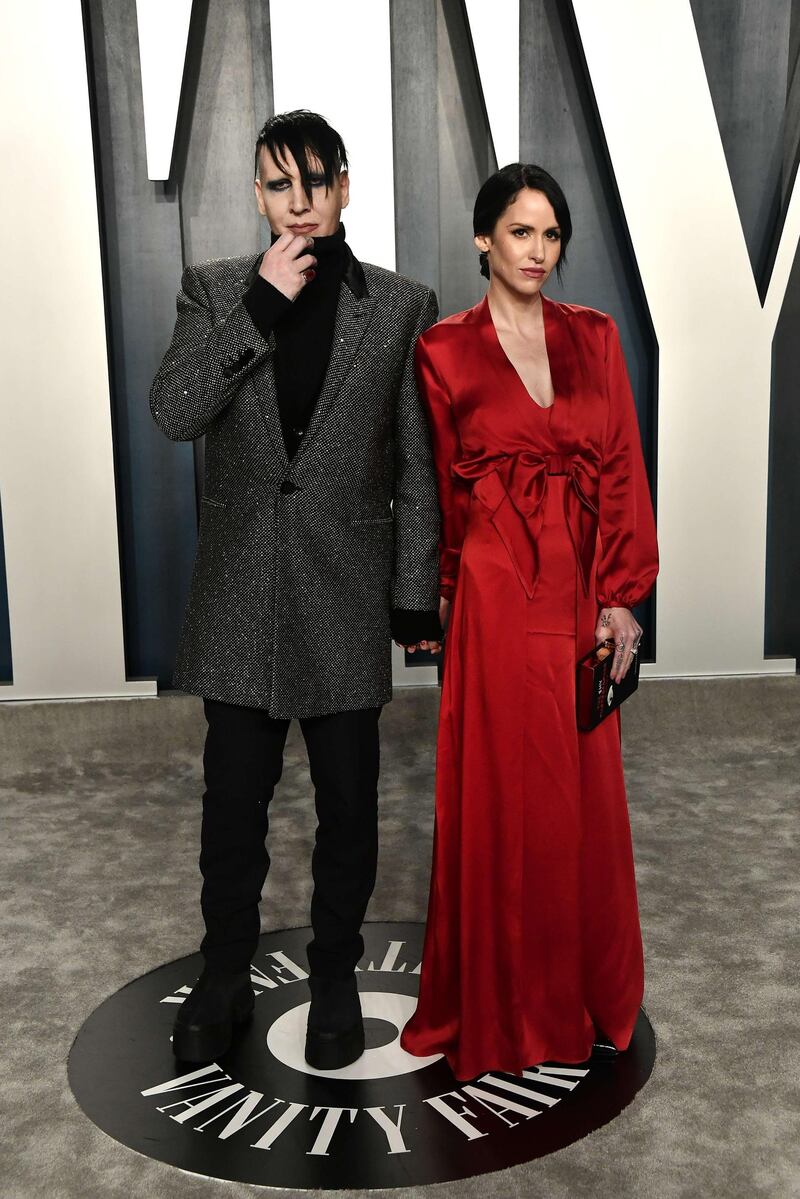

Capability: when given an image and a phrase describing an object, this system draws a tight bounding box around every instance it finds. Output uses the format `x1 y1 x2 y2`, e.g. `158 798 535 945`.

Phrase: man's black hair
254 109 349 200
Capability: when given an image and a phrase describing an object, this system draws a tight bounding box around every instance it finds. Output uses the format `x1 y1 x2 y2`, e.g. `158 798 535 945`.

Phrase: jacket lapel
245 250 375 470
291 281 376 465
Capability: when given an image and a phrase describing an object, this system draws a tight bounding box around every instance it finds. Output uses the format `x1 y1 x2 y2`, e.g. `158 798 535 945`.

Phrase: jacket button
279 479 298 495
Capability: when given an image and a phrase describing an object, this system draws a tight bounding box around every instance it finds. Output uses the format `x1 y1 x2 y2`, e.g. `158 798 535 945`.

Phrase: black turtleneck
242 224 442 648
243 224 346 460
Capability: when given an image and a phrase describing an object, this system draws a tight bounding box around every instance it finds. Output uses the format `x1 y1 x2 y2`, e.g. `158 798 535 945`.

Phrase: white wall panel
572 0 798 677
136 0 194 181
0 0 155 700
269 0 396 270
464 0 519 168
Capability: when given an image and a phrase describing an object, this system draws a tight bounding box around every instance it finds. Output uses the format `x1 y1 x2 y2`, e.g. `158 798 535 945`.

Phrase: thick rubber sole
304 1020 366 1071
172 999 254 1063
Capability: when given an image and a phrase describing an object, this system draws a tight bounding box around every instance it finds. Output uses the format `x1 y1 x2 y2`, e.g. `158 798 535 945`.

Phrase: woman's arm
415 337 471 602
595 317 659 680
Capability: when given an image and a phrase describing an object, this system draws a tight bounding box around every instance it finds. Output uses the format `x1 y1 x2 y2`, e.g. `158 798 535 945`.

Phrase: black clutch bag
576 638 640 731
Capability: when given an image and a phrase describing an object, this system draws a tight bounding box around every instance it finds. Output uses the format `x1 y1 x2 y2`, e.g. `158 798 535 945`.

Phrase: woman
401 164 659 1081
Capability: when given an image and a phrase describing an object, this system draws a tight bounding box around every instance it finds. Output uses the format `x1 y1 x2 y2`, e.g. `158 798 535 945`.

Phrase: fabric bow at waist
453 451 600 598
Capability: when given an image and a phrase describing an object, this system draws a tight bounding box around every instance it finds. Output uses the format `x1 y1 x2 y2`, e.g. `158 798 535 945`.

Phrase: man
150 110 441 1069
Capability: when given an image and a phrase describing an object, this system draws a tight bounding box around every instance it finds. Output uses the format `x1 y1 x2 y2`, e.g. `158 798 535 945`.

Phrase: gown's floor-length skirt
401 476 645 1081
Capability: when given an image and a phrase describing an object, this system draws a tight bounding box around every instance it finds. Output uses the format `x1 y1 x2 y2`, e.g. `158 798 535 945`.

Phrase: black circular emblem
68 922 656 1189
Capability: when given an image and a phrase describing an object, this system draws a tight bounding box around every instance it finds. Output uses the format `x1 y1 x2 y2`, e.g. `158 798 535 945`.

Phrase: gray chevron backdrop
1 0 795 684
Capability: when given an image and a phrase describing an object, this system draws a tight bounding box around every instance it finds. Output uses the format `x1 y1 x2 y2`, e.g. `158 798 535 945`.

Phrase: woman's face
474 188 562 297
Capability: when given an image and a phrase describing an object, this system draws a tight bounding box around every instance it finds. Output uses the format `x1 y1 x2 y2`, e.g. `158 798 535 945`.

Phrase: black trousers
199 698 381 977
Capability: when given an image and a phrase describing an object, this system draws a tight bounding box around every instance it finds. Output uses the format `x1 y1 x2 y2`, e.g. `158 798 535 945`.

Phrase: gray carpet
2 677 799 1198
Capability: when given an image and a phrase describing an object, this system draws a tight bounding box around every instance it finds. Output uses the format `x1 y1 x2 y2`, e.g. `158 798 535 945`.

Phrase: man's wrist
242 273 293 339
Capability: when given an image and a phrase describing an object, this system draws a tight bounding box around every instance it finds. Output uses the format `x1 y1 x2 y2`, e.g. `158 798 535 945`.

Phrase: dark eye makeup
265 174 326 191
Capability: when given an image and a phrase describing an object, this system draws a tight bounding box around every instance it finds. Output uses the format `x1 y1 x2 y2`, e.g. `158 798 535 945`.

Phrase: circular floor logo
68 922 655 1189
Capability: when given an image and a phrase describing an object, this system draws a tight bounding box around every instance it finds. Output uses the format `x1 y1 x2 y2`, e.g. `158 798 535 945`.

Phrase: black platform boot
304 975 365 1070
172 968 255 1062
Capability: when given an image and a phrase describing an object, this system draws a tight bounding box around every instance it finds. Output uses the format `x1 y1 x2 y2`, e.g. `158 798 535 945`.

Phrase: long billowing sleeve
415 337 471 601
596 318 659 609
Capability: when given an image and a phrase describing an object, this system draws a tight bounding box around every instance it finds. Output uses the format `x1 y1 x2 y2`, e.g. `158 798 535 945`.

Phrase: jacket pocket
350 502 393 526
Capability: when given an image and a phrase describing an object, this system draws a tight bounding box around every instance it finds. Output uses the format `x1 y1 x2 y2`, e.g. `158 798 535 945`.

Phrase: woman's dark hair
254 109 348 200
473 163 572 281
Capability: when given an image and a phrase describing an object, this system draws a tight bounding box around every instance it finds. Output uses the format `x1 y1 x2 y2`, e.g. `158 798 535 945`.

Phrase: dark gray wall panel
0 493 11 682
691 0 793 290
437 0 496 316
521 1 657 652
84 0 275 686
392 0 495 315
176 0 272 503
767 0 800 658
769 234 800 657
85 0 198 685
391 0 440 293
249 0 274 254
179 0 263 265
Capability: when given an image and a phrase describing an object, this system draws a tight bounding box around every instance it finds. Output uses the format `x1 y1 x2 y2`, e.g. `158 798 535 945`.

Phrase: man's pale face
254 145 349 237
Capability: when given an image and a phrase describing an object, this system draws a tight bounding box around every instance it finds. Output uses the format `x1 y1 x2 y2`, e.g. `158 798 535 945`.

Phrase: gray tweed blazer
150 251 441 718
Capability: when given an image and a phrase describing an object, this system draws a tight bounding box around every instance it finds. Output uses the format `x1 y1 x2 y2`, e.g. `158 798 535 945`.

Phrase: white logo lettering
366 940 409 973
424 1066 588 1140
250 1102 308 1151
363 1105 409 1155
141 1064 243 1124
424 1092 488 1141
307 1106 358 1157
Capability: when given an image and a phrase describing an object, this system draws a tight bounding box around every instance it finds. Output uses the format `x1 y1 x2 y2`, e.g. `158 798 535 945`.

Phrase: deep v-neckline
486 293 556 411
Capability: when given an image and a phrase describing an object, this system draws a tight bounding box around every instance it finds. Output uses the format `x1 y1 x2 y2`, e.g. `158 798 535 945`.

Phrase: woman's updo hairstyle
473 163 572 281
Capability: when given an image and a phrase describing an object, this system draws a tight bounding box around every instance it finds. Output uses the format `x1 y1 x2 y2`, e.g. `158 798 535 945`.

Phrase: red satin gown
401 293 659 1081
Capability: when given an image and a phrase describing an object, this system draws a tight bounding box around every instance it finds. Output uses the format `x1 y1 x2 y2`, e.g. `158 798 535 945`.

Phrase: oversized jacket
150 250 440 718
